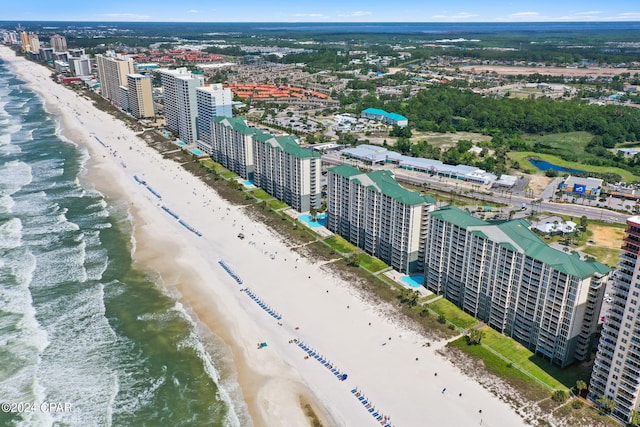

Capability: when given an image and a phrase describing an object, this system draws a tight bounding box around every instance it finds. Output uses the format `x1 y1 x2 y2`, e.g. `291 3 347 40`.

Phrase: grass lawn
220 171 238 180
250 188 273 201
480 326 586 391
581 246 622 267
356 252 388 273
323 235 359 255
427 299 479 329
267 199 289 210
448 336 550 401
508 151 637 182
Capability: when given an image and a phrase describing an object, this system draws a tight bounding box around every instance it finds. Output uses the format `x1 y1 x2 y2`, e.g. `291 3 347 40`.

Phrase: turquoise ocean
0 60 245 426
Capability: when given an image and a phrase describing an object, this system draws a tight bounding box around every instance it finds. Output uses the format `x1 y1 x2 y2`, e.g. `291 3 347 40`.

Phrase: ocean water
0 60 245 426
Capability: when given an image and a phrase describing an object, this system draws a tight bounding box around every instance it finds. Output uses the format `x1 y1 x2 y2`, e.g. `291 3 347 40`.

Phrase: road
321 154 630 224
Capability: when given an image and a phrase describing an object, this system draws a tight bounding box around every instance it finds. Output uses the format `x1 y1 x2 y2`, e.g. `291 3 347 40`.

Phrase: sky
4 0 640 23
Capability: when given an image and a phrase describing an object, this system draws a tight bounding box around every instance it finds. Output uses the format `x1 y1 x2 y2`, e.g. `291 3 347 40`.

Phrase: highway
321 154 630 225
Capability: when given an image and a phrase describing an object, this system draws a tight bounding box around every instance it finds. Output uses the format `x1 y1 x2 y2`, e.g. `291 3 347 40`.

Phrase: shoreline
0 46 528 427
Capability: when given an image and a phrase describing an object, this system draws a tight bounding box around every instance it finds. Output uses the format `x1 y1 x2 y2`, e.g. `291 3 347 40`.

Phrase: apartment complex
96 52 135 107
127 74 155 119
327 165 436 273
50 35 67 52
195 84 233 149
159 68 204 144
253 134 321 212
589 216 640 423
424 206 610 367
207 117 261 180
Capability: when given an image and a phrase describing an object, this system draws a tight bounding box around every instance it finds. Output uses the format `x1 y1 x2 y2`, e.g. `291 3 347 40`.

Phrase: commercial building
253 134 321 212
159 68 204 144
195 84 233 149
327 165 436 273
424 206 610 367
361 108 408 127
559 176 603 198
50 35 67 52
589 216 640 423
208 117 261 180
96 52 135 108
27 33 40 54
127 74 155 119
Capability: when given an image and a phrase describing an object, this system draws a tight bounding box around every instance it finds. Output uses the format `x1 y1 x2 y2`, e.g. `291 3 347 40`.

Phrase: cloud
188 9 199 13
508 11 541 19
337 11 372 17
100 13 151 20
294 13 328 18
573 11 603 16
431 12 479 20
614 12 640 20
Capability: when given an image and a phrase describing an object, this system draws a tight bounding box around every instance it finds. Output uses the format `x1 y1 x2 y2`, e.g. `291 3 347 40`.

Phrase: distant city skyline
4 1 640 23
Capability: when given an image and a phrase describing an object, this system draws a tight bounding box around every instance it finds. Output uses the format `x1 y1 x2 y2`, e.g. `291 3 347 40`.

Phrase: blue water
177 141 186 147
298 213 327 228
528 159 586 175
0 59 244 426
242 180 254 187
191 148 205 156
401 275 424 288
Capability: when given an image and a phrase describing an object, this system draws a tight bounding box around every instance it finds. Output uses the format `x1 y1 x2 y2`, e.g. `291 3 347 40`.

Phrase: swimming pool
190 148 205 156
298 213 328 228
177 141 186 147
243 180 255 187
401 275 424 288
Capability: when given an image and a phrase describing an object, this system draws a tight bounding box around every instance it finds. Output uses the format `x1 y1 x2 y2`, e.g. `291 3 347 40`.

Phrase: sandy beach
0 46 528 427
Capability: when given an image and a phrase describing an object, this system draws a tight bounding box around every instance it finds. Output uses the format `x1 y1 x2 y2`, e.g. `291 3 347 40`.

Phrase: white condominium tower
252 134 321 213
159 68 204 144
127 74 155 119
195 84 233 150
96 52 135 107
327 165 436 273
207 117 261 180
425 206 610 367
590 216 640 423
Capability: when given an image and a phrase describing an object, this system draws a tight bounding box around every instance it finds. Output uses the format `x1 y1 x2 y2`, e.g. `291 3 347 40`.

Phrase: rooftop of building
361 107 408 121
253 133 320 159
431 206 610 278
329 164 436 205
212 117 264 136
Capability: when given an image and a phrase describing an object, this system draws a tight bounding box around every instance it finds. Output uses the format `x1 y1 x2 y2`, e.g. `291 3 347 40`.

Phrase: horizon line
2 19 640 24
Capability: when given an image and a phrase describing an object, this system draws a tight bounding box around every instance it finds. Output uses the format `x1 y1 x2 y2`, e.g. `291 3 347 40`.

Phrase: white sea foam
172 302 243 427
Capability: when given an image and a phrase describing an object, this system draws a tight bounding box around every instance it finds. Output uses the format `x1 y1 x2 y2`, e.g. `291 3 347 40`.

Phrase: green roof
431 206 610 278
329 164 435 205
254 134 319 159
212 117 263 136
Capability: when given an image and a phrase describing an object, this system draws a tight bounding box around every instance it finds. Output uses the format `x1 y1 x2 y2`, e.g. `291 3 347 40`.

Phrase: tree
310 207 318 222
596 395 616 414
630 409 640 427
575 380 587 397
552 390 568 403
465 329 485 345
579 216 588 231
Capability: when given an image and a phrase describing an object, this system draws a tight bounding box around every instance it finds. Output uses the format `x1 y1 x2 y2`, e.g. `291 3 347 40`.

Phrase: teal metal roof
330 165 435 205
212 117 263 136
430 206 610 278
254 134 320 159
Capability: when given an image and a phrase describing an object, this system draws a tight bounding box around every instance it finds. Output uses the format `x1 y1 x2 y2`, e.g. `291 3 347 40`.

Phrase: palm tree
630 409 640 427
310 207 318 222
575 380 587 397
596 395 616 414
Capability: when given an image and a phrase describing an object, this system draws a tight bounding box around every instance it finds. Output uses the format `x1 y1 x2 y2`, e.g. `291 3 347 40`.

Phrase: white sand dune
0 46 528 427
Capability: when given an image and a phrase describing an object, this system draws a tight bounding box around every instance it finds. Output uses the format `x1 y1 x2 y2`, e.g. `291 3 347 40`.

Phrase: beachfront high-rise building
27 33 40 54
127 74 155 119
50 35 67 52
208 117 261 180
327 165 436 273
159 68 204 144
195 84 233 150
424 205 610 367
589 216 640 422
96 52 135 108
19 32 30 52
252 134 321 213
70 56 92 77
